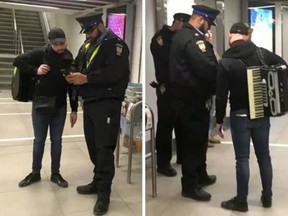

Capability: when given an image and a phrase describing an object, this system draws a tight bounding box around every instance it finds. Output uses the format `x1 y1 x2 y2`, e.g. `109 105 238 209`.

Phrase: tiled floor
0 90 142 216
146 112 288 216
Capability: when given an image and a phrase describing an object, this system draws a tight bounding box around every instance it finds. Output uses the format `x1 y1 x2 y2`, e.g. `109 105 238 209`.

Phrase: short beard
199 23 207 34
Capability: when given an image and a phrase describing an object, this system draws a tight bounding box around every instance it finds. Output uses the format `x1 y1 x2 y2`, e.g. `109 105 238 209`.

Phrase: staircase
0 8 46 89
0 8 14 55
15 10 45 52
0 56 15 89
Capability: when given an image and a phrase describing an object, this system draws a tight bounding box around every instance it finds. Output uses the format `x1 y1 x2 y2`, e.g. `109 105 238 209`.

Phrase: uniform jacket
13 44 78 111
216 40 286 124
150 25 175 84
77 29 130 101
170 23 218 108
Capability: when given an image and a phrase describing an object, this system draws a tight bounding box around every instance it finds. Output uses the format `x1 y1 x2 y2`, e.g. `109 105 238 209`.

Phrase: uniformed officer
65 13 130 215
170 5 220 201
150 13 190 177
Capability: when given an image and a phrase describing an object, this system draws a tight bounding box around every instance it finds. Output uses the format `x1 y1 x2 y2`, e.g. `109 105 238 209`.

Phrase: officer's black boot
93 193 110 216
181 177 211 201
77 182 97 194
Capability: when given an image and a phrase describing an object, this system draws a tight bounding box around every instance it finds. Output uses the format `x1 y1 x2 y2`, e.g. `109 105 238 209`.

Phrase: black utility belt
83 97 122 104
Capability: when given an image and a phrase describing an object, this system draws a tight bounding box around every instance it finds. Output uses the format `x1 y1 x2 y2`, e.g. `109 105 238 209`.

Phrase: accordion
247 65 288 119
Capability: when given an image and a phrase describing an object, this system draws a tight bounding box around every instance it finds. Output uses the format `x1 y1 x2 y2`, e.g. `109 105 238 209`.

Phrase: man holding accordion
215 22 286 212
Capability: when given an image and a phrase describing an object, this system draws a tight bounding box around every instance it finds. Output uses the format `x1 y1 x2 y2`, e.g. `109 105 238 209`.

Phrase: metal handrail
12 9 18 54
18 30 24 54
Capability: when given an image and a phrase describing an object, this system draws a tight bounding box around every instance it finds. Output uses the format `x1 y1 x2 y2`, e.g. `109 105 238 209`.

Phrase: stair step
0 62 14 68
0 74 12 82
0 38 14 43
15 15 39 21
0 21 14 27
0 57 15 63
0 68 14 72
0 81 12 90
18 27 43 33
16 19 41 24
0 48 16 54
16 22 42 28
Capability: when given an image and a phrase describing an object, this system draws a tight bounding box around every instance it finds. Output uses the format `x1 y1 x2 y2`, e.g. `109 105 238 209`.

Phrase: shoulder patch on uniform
115 43 123 56
196 40 206 52
156 36 164 46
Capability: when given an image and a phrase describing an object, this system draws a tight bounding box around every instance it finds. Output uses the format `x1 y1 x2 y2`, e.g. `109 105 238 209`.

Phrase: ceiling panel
0 0 124 11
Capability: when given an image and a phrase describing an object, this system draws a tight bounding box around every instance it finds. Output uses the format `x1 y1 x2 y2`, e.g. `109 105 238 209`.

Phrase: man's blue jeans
31 104 67 174
230 110 272 202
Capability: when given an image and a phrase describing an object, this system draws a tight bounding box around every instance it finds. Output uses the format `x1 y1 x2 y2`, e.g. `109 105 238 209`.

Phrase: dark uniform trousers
178 98 210 191
156 86 183 168
83 98 122 199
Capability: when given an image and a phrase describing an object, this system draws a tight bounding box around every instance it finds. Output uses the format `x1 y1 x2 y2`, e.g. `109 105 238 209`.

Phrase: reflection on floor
0 90 141 216
146 114 288 216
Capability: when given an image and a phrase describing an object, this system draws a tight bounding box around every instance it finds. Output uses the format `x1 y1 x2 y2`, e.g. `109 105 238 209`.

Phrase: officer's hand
149 81 159 88
65 72 87 85
216 123 224 139
37 64 50 75
70 112 77 128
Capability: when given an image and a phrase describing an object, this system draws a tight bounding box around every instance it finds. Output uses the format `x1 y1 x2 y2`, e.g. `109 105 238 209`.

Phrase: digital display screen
107 13 126 40
249 7 274 52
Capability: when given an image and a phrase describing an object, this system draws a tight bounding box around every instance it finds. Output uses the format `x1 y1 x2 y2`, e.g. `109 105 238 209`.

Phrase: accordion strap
256 47 266 66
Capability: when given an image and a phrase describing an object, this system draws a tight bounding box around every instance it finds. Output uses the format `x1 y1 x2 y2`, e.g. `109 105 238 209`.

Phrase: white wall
282 7 288 62
166 0 194 24
223 0 241 50
130 0 142 83
145 0 157 123
275 2 282 57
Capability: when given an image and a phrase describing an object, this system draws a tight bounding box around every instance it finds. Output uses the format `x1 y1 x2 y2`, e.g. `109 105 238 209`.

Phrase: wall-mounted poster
107 13 126 40
249 7 274 52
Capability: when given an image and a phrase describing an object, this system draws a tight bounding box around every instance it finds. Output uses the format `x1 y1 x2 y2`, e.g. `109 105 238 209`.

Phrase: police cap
192 5 220 26
173 13 190 22
230 22 249 35
75 13 103 34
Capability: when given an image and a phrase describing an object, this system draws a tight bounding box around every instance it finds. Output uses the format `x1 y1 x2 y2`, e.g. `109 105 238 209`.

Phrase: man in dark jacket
66 13 130 216
13 27 78 188
170 5 220 201
216 22 286 212
150 12 190 177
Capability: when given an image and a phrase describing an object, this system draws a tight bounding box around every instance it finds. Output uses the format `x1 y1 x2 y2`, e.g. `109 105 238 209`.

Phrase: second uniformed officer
170 5 220 201
150 13 190 177
66 14 130 215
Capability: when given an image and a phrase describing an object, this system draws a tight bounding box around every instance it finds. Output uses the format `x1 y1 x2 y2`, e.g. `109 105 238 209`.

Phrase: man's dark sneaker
77 182 98 194
157 166 177 177
182 187 211 201
261 195 272 208
19 173 41 187
221 197 248 212
199 175 217 187
50 173 68 188
93 200 109 215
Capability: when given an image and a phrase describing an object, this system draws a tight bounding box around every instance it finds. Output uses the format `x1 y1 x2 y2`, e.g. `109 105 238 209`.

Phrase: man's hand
149 81 159 88
65 72 88 85
216 123 224 138
70 112 78 128
37 64 50 75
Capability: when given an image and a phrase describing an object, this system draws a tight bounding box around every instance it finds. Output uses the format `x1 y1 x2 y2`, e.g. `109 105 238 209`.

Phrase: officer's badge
115 43 123 56
156 36 163 46
196 40 206 52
